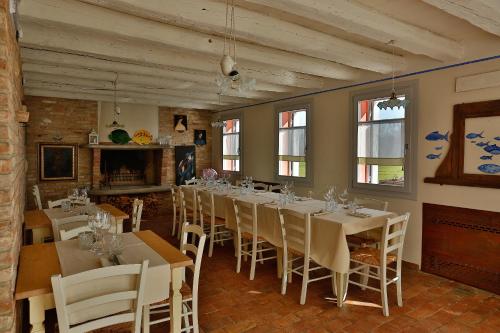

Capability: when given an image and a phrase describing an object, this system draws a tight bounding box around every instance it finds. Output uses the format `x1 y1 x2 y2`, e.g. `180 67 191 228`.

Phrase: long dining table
15 230 192 333
183 185 394 307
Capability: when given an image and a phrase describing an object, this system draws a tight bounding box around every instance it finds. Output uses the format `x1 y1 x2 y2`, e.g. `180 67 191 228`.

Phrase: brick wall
24 96 98 209
158 107 212 182
0 2 25 332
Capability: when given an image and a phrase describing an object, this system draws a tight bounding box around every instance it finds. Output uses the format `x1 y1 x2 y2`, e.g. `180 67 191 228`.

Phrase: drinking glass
339 189 349 209
61 199 71 212
109 234 123 256
78 231 94 250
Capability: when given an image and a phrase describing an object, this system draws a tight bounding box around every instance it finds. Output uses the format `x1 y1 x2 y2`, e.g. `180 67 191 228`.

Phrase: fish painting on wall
463 114 500 175
478 164 500 174
425 131 449 160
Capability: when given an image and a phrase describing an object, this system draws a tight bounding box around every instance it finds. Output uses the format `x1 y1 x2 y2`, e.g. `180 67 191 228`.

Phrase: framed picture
174 114 188 133
88 129 99 145
38 143 78 181
194 129 207 145
175 145 196 186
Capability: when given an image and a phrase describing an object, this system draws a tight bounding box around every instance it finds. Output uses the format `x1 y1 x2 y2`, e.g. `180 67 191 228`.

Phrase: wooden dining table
15 230 192 333
24 203 129 244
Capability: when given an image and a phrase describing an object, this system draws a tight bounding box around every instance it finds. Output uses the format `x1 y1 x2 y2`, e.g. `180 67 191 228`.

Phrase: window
275 102 312 183
222 118 240 172
351 82 417 198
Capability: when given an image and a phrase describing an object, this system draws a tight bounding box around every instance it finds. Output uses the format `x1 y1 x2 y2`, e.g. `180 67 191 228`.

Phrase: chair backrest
233 199 258 236
72 197 91 206
51 260 149 333
354 197 389 211
197 190 214 228
131 199 144 232
179 223 206 303
268 184 282 193
278 208 311 257
380 213 410 265
180 187 197 223
48 198 70 209
60 225 93 241
52 215 89 241
253 182 268 191
185 178 196 185
32 185 43 210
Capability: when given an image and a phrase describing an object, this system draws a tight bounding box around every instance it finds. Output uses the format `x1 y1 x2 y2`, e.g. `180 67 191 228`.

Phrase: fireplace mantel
82 144 173 150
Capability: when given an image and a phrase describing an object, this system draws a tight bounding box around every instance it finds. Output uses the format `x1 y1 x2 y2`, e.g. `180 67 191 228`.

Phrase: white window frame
349 80 418 199
274 101 313 185
221 112 243 174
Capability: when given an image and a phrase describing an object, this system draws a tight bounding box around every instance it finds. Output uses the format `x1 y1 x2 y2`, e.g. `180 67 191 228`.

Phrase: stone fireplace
89 144 173 192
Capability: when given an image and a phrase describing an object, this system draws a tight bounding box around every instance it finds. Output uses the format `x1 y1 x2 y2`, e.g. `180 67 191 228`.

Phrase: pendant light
377 40 409 110
106 73 125 128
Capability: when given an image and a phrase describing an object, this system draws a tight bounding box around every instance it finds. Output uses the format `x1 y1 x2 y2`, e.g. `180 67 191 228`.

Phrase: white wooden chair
185 178 196 185
268 184 282 193
143 223 206 333
171 186 181 237
32 185 43 210
180 187 197 225
131 199 144 232
52 215 89 242
347 197 389 248
51 260 149 333
348 213 410 316
278 208 333 304
59 225 93 241
48 198 70 209
253 182 268 191
233 199 277 280
197 190 233 257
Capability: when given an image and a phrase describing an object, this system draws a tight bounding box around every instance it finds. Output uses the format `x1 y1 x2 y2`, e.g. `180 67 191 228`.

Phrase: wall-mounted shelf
81 144 172 150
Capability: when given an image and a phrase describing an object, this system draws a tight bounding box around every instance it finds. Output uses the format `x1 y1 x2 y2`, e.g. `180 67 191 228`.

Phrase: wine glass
339 189 349 209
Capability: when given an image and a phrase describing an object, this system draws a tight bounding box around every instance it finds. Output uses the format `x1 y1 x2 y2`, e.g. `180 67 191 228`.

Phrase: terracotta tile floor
33 215 499 333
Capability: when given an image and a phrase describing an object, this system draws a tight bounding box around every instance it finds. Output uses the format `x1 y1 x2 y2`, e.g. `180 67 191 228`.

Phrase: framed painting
424 99 500 188
174 114 188 133
194 129 207 145
175 145 196 186
38 143 78 181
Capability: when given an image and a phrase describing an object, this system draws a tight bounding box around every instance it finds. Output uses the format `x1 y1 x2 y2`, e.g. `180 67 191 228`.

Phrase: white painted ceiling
16 0 500 111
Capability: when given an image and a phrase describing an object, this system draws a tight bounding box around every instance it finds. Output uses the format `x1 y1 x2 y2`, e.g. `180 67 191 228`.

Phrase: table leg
333 272 348 308
29 294 54 333
170 267 183 333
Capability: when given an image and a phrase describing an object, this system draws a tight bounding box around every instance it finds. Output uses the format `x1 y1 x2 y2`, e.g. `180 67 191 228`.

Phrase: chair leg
250 239 257 280
208 225 215 258
396 264 403 307
380 268 389 316
182 303 191 333
142 304 150 333
300 259 310 305
236 237 242 273
192 299 199 333
258 243 264 264
360 264 369 290
281 250 288 295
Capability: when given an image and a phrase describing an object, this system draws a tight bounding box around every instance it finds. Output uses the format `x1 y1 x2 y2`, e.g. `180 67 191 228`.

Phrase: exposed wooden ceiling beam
24 88 218 110
422 0 500 37
242 0 463 61
18 0 362 81
23 72 255 104
77 0 406 73
23 82 232 107
19 21 321 91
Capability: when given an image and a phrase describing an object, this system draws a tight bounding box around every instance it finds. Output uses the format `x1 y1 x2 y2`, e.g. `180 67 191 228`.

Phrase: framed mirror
424 99 500 188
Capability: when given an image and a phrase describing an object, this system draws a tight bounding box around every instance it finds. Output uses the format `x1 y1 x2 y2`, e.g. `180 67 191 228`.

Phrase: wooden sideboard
422 203 500 294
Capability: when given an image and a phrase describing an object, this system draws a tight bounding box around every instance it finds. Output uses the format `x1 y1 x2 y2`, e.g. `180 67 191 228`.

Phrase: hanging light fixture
106 73 125 128
216 0 256 96
211 118 226 128
377 40 409 110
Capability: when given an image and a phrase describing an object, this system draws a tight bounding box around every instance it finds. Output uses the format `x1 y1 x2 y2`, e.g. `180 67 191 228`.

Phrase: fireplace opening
100 150 161 187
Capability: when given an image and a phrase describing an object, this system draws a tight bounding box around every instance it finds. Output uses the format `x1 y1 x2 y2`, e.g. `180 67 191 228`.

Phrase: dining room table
183 184 394 307
15 230 192 333
24 203 129 244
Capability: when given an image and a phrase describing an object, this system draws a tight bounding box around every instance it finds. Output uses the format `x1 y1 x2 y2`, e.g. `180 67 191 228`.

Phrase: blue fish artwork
484 144 500 155
434 146 443 150
476 141 489 147
495 136 500 141
425 131 448 141
478 164 500 174
480 155 493 160
465 131 484 139
426 153 441 160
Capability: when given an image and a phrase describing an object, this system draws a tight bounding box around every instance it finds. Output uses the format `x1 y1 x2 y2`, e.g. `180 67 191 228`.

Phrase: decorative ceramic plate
109 129 131 144
132 129 153 145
